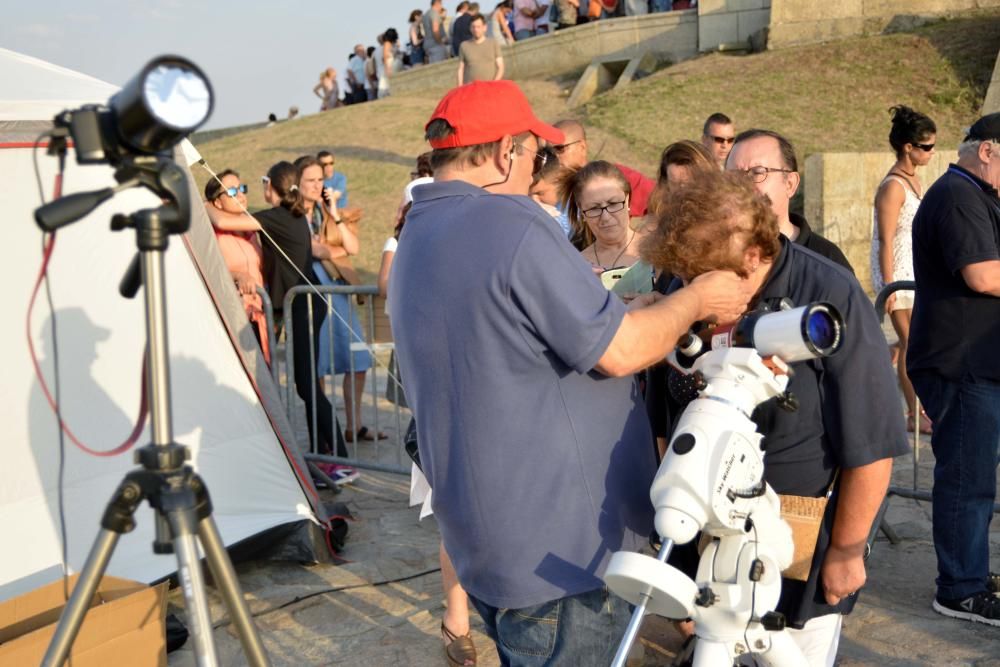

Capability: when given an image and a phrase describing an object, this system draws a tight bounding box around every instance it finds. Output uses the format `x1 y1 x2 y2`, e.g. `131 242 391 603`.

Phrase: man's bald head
553 119 588 169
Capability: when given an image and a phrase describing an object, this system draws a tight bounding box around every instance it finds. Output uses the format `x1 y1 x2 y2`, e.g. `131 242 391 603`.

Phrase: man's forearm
830 458 893 555
595 288 701 377
961 259 1000 296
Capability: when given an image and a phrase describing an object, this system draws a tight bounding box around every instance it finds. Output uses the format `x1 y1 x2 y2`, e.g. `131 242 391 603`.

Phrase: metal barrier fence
274 284 409 475
256 287 279 388
874 281 999 529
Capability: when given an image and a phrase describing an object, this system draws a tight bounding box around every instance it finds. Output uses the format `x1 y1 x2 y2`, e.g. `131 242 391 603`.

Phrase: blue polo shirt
323 171 348 208
389 179 657 608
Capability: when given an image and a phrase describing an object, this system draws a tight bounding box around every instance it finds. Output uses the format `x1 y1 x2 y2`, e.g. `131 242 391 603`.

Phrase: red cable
27 179 149 457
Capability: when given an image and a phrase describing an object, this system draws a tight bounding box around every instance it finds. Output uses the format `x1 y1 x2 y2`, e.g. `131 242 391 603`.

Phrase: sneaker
932 591 1000 627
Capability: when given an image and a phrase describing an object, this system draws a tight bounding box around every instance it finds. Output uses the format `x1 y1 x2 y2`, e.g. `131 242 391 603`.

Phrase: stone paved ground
167 424 1000 667
166 346 1000 666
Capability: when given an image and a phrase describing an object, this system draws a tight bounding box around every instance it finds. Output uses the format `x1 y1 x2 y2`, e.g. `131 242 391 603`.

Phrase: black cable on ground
210 565 443 630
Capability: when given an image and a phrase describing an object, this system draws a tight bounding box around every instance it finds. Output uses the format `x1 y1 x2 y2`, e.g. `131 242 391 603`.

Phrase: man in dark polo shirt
451 1 474 55
389 80 752 664
908 112 1000 627
728 129 854 273
644 172 906 664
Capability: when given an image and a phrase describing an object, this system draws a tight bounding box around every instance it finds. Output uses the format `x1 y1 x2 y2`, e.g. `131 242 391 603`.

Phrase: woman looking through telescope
641 171 908 666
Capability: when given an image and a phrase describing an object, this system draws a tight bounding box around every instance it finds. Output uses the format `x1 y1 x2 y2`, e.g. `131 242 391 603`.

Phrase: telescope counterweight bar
609 539 675 667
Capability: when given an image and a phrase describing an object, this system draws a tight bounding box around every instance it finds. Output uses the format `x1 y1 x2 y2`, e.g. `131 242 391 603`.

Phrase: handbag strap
825 468 840 499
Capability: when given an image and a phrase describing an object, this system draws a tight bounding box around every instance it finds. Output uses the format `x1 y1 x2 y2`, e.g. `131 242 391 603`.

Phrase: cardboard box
0 574 167 667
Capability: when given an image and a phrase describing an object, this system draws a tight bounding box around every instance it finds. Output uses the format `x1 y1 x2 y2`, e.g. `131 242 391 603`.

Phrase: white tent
0 48 328 602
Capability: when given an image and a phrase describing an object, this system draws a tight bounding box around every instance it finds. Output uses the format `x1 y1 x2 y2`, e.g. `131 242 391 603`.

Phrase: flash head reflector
112 55 214 154
52 55 214 165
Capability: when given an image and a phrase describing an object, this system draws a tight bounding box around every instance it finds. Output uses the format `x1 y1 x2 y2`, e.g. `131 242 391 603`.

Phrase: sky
3 0 431 129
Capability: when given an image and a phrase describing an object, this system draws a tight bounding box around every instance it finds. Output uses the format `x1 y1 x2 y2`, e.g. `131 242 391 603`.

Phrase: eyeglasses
219 184 248 198
514 143 547 175
912 142 935 152
581 200 627 219
736 166 793 183
551 140 581 154
708 135 735 146
319 160 335 167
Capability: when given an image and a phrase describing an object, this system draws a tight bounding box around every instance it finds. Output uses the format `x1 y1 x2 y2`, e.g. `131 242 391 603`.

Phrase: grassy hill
192 12 1000 279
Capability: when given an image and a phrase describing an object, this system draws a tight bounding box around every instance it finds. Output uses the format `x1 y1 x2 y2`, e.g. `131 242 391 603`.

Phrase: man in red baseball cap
389 80 752 663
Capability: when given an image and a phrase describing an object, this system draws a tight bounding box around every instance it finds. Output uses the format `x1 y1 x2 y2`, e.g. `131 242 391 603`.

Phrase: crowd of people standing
373 79 999 666
209 46 999 661
317 0 696 106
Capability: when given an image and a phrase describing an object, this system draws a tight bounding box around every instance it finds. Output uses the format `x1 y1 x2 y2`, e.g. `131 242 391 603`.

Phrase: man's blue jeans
469 587 632 666
912 373 1000 600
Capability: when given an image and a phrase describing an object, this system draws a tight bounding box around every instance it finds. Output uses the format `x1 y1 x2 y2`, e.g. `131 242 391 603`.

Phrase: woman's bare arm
874 179 904 308
377 249 395 297
204 204 262 232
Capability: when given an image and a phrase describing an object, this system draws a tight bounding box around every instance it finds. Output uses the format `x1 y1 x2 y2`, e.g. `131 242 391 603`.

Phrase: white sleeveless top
870 175 920 309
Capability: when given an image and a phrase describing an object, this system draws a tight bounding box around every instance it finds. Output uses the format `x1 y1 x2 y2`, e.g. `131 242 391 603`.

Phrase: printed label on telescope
712 332 731 349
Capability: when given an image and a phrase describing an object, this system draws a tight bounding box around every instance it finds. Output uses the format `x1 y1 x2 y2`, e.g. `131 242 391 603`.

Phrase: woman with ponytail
870 105 937 435
255 161 357 482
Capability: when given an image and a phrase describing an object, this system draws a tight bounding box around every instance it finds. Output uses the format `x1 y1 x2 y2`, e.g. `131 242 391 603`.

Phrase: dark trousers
290 294 348 458
912 372 1000 600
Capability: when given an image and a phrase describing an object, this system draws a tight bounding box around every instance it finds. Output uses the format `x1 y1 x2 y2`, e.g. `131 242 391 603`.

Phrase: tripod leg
169 509 220 667
41 529 120 667
199 516 271 667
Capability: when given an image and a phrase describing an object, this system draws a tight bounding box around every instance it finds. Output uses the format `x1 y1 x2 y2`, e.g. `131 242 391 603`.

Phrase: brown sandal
441 622 477 666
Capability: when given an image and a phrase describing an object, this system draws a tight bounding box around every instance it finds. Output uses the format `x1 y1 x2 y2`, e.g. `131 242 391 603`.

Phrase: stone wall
803 151 956 295
697 0 771 51
982 49 1000 113
392 11 698 95
769 0 1000 49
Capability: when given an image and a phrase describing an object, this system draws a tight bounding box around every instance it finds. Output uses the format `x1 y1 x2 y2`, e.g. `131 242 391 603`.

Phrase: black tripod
35 154 269 667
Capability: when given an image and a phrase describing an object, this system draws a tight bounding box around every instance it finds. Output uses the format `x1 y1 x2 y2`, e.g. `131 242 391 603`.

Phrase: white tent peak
0 47 119 121
0 48 327 602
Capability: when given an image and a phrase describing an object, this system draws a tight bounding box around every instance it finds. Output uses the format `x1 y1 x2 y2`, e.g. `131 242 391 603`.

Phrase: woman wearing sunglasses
204 170 269 364
564 161 644 289
870 105 937 435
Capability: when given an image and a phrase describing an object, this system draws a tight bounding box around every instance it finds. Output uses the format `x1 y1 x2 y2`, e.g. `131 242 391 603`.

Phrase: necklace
593 227 635 269
891 162 915 177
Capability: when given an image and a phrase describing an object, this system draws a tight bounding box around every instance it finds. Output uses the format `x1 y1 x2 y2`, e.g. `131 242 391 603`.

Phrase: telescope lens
805 306 841 354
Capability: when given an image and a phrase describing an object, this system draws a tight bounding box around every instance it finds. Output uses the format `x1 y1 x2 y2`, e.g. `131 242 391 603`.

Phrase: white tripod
605 347 805 667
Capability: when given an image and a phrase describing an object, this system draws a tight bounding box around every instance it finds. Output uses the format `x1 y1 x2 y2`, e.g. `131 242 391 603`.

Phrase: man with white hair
908 112 1000 627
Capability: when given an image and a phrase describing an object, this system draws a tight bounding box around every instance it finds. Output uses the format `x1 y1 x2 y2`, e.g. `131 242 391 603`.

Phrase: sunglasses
261 175 270 187
219 184 248 198
552 140 581 154
514 144 548 175
708 135 735 146
912 142 935 152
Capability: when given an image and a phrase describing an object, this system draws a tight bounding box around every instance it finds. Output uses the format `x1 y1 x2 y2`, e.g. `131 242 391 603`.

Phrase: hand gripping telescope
604 302 844 667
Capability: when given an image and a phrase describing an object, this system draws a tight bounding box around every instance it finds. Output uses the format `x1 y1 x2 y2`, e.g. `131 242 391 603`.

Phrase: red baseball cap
425 81 565 149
